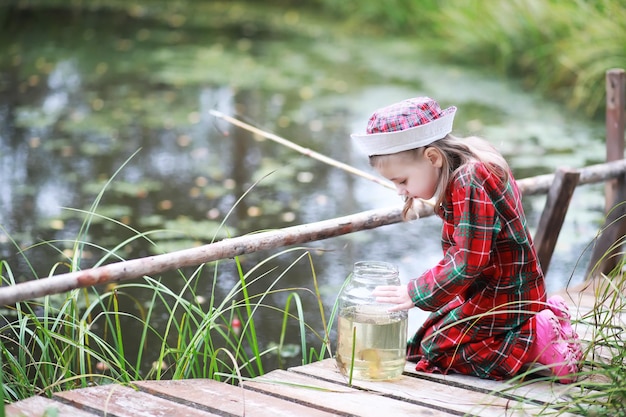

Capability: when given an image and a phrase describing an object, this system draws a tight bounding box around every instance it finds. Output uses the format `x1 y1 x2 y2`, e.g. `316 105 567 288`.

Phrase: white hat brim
351 107 456 156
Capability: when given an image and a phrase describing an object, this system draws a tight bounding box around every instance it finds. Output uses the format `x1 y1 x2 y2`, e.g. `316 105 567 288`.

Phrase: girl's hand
372 285 414 312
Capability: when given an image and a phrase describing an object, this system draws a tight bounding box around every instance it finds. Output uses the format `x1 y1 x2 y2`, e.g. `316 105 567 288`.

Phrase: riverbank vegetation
317 0 626 119
575 272 626 416
435 1 625 118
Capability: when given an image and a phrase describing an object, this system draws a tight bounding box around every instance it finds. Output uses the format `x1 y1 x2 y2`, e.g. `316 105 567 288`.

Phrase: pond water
0 5 608 373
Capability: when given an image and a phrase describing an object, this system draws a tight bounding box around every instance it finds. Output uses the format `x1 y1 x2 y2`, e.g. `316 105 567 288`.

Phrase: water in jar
336 304 407 381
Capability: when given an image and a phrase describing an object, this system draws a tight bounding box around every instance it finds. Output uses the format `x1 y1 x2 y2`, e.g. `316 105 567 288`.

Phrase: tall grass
0 158 334 404
0 247 331 401
562 221 626 417
507 218 625 416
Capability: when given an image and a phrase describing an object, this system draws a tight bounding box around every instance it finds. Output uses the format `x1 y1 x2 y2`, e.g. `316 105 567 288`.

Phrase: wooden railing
0 70 624 306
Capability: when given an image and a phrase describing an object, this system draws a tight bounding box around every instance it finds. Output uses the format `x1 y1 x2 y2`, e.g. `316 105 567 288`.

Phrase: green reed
0 235 332 402
563 226 626 416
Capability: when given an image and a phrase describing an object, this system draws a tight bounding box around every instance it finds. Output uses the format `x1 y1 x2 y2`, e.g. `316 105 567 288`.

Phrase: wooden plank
133 378 336 417
534 168 580 275
290 358 580 416
243 368 457 417
401 361 580 408
5 395 98 417
53 384 219 417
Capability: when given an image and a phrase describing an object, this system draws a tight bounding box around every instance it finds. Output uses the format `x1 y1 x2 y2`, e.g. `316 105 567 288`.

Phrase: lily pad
266 341 301 359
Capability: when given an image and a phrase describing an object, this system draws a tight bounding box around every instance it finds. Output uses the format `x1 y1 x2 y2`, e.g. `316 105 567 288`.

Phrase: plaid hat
351 97 457 156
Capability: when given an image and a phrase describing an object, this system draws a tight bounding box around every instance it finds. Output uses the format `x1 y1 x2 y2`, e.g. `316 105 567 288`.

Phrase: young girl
351 97 583 383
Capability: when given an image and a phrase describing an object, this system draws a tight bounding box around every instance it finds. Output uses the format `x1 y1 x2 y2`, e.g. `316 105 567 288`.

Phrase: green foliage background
318 0 626 119
3 0 624 118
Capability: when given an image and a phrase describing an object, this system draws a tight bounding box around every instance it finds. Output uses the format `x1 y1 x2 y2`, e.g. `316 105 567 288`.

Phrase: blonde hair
370 135 510 219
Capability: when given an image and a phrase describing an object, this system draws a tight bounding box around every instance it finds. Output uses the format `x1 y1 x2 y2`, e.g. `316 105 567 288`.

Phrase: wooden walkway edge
3 359 585 417
4 359 582 417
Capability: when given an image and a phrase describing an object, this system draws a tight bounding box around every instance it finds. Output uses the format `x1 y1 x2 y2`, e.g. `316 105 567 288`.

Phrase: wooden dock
6 285 609 417
4 359 582 417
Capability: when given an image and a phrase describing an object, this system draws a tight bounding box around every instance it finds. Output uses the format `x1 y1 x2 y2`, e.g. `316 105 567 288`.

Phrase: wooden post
587 69 626 277
605 69 626 208
533 168 580 276
587 183 626 278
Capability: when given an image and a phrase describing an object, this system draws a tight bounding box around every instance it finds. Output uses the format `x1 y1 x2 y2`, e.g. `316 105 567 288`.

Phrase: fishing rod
209 110 396 190
209 110 436 210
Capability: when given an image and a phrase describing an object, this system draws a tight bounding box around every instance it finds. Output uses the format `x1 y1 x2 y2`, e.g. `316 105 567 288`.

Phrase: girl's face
375 148 443 200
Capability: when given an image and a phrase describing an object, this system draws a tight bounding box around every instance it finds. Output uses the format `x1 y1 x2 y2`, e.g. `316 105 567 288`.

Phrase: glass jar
335 261 408 381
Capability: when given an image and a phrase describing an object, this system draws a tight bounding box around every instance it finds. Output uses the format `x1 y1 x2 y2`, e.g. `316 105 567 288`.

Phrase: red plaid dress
406 162 546 380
